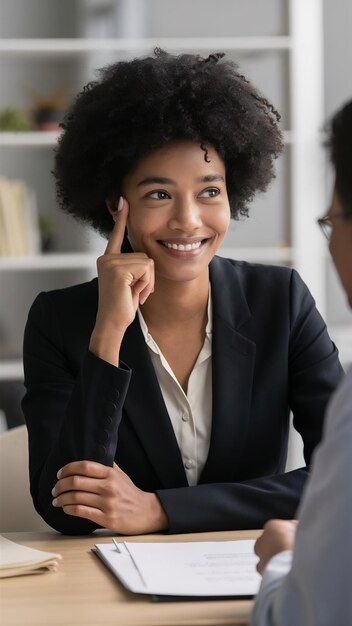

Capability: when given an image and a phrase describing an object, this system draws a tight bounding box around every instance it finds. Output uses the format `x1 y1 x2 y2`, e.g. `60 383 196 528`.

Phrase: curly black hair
54 48 283 237
328 100 352 218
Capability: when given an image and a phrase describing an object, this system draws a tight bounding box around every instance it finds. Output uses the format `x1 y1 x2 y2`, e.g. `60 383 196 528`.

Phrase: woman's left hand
51 460 168 534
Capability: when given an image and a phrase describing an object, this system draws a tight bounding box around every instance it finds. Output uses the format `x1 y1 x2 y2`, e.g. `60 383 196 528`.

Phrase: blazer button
97 430 109 444
92 444 106 458
105 400 117 416
104 415 113 427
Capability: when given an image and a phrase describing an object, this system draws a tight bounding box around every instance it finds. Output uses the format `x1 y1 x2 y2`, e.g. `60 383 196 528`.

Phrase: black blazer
22 257 343 535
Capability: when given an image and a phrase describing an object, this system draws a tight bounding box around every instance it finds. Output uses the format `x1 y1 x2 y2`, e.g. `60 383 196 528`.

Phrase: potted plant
0 107 31 132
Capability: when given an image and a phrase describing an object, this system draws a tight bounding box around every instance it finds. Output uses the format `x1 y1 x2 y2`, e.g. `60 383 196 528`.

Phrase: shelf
0 248 294 270
0 130 293 147
0 359 23 381
0 131 60 146
0 37 292 56
218 246 294 264
0 253 97 270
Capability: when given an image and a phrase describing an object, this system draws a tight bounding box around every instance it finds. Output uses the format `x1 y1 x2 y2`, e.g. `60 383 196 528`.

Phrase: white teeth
163 241 202 251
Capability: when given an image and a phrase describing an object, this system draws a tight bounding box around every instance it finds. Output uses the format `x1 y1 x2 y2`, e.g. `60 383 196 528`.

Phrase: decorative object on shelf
29 89 68 132
0 107 31 132
38 213 55 252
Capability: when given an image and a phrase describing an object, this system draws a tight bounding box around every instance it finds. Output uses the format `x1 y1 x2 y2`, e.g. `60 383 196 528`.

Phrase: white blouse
137 293 212 486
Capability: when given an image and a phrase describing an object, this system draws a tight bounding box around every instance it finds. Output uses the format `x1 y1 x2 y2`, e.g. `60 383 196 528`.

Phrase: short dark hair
329 100 352 218
54 48 283 237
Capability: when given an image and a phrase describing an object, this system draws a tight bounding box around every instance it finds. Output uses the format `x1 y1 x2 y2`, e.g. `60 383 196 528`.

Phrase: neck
141 272 210 328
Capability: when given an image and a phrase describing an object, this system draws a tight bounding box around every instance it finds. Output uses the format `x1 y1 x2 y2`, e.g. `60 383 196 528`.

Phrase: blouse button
184 459 195 470
181 412 189 422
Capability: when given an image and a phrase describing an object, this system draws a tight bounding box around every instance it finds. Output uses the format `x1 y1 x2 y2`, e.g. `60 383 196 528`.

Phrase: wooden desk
1 529 260 626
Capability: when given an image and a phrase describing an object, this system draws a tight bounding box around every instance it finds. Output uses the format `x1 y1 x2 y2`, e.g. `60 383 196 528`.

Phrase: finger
254 532 264 555
100 252 148 262
53 490 103 511
57 460 110 480
137 262 155 305
52 474 106 497
105 196 129 255
138 282 154 305
130 260 154 302
61 503 106 526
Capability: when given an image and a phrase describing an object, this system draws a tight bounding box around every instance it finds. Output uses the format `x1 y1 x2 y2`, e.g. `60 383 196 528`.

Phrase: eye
146 190 170 200
198 187 220 198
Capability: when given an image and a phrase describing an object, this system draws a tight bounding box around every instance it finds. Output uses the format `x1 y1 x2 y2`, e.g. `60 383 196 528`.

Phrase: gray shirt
251 366 352 626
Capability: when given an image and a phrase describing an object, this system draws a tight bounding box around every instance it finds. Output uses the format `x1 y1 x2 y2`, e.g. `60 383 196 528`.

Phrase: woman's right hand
89 197 154 366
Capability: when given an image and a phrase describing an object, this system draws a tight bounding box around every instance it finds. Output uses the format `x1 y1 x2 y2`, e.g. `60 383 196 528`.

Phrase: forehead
128 140 225 181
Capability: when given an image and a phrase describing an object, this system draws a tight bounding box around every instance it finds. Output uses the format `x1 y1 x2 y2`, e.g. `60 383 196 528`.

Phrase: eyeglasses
316 213 346 240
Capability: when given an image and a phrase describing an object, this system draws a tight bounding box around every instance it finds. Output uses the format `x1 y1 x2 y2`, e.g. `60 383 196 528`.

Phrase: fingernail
51 487 56 496
57 468 62 479
52 498 58 507
117 196 124 212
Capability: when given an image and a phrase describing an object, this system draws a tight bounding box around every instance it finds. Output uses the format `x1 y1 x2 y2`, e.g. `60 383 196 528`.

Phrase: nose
168 196 203 232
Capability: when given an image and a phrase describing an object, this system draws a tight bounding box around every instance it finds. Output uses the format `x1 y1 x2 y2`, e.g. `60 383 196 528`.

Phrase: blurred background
0 0 351 469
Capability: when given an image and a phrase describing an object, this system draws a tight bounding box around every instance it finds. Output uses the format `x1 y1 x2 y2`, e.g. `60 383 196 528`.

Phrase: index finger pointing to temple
105 197 129 254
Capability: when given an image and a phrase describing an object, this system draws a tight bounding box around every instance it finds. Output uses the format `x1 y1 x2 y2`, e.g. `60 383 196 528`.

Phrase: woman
22 50 343 535
251 100 352 626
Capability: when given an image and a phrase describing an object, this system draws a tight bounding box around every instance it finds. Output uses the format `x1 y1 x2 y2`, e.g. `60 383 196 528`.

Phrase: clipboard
93 538 260 601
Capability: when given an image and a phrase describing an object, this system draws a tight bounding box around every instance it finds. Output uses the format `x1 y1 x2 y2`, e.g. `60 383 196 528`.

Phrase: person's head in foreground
54 48 283 271
254 98 352 574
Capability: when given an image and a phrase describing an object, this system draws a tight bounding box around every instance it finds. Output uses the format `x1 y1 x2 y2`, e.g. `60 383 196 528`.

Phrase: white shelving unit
0 131 60 146
0 360 24 381
0 253 97 271
1 0 338 396
0 36 292 54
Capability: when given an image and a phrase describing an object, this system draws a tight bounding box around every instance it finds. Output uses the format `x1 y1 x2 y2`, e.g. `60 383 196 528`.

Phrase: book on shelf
0 177 41 257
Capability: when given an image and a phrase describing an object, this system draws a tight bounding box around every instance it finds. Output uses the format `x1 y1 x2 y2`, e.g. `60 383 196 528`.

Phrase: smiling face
122 140 231 284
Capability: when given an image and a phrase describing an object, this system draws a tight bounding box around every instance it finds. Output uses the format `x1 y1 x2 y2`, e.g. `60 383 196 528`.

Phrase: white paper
94 540 260 597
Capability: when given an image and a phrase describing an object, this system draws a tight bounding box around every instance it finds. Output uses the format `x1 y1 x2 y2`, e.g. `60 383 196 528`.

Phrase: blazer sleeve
22 291 131 535
156 269 344 533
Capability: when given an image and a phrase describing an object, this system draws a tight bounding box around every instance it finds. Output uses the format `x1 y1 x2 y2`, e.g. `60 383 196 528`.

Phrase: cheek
126 206 148 239
217 205 231 234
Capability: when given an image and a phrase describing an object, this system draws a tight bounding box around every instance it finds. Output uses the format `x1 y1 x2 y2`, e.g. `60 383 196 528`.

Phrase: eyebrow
137 177 174 187
137 174 225 187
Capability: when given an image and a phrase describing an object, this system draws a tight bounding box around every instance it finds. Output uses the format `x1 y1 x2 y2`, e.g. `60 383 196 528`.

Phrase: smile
161 241 203 251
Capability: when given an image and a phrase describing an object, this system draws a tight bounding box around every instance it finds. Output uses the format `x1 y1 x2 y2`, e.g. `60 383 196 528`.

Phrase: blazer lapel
200 257 256 483
120 318 188 488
